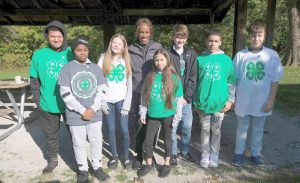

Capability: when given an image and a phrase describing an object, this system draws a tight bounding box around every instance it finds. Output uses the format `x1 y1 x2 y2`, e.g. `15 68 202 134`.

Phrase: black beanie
71 38 89 52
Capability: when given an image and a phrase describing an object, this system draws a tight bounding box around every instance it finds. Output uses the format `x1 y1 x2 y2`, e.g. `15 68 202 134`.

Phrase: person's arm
60 86 86 115
30 77 41 109
221 83 236 113
184 49 198 103
121 74 133 116
262 82 279 112
172 96 183 127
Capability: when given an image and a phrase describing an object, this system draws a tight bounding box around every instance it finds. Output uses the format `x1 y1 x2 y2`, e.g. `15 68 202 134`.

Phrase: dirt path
0 105 299 183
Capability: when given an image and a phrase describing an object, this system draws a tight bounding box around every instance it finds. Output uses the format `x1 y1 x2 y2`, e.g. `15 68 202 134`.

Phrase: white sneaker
199 153 210 168
209 154 219 168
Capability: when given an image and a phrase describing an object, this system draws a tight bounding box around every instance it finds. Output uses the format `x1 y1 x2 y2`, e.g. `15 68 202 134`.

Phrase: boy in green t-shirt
29 20 73 173
193 30 236 168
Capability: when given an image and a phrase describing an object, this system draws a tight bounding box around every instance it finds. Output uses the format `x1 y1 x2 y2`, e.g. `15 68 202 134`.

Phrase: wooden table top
0 80 30 89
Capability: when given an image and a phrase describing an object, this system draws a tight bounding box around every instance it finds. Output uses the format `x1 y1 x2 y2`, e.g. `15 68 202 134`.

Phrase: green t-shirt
147 72 183 118
29 47 74 113
193 53 236 113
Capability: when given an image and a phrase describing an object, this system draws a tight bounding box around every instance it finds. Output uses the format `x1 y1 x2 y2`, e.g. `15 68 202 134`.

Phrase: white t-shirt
98 55 128 103
234 46 284 117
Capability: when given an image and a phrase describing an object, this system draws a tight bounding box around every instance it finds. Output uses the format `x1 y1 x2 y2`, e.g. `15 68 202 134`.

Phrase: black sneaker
107 156 118 169
158 165 171 178
93 167 110 181
123 158 132 169
42 161 58 173
137 164 154 177
132 160 142 170
77 170 89 183
170 155 178 166
179 152 195 164
250 156 263 166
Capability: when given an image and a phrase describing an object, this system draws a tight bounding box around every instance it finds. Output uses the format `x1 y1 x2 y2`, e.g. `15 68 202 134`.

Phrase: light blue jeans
235 115 267 156
105 100 130 159
172 103 193 155
199 112 224 155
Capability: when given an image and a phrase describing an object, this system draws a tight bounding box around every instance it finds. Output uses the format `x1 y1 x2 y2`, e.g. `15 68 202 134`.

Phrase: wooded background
0 0 299 69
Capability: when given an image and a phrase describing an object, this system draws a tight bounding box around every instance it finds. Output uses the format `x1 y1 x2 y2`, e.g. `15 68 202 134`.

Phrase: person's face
48 30 64 50
111 37 124 55
173 36 187 49
154 53 168 71
206 35 222 53
74 44 89 63
138 23 151 45
250 29 265 50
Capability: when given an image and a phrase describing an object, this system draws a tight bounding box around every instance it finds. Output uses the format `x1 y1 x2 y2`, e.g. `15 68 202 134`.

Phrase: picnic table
0 80 29 140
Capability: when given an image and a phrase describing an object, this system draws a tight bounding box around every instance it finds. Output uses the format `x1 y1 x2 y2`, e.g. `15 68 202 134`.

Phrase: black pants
39 109 65 162
143 115 173 159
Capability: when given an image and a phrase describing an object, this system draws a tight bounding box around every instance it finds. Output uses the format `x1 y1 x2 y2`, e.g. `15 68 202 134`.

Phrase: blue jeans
235 115 266 156
105 100 130 158
199 112 224 155
172 103 193 155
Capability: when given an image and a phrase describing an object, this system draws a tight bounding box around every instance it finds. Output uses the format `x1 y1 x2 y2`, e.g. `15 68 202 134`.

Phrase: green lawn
0 67 29 80
277 67 300 116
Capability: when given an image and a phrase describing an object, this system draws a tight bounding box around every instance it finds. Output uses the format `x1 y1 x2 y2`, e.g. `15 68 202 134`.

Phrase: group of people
29 17 284 183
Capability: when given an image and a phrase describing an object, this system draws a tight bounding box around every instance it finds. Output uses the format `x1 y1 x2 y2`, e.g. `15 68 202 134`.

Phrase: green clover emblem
46 60 65 78
204 63 221 81
246 61 265 82
80 80 90 90
107 64 125 83
151 80 163 101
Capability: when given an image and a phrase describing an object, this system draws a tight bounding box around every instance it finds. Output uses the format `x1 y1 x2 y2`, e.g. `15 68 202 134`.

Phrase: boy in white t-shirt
233 21 284 166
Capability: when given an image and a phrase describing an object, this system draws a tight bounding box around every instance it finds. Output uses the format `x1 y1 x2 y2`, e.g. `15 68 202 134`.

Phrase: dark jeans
105 100 130 158
39 109 65 162
143 115 173 159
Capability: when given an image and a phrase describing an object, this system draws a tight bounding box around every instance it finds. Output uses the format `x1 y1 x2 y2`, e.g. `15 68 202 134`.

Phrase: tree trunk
283 0 300 66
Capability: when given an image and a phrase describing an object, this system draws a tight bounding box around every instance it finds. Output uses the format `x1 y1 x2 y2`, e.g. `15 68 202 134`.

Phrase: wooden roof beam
12 8 211 16
44 0 64 9
212 0 237 13
32 0 42 9
96 0 103 6
7 0 20 8
77 0 93 25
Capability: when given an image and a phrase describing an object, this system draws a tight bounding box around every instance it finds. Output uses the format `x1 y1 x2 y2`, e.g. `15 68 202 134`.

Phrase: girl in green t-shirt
137 49 183 178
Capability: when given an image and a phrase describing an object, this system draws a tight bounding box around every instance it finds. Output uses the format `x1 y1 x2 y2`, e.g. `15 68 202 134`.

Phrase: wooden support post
233 0 247 57
103 24 115 50
265 0 277 48
210 10 215 29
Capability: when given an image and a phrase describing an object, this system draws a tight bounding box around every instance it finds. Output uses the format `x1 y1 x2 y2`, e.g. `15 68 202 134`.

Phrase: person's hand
140 116 146 124
221 101 233 113
195 108 202 114
121 109 128 117
82 108 95 121
262 99 274 113
182 98 187 105
101 104 109 115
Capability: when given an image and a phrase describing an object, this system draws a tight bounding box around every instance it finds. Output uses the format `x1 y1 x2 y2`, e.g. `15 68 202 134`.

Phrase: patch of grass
277 67 300 116
226 172 300 183
172 165 195 176
0 67 30 80
115 170 128 182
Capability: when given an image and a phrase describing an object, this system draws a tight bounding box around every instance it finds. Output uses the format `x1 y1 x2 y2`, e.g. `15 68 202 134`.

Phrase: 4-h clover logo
80 80 90 90
151 80 163 101
46 60 65 79
107 64 125 83
71 71 97 98
246 61 265 82
204 63 221 81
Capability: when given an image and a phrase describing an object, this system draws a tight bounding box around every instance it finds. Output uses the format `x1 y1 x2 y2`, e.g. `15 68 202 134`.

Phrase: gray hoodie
44 20 68 52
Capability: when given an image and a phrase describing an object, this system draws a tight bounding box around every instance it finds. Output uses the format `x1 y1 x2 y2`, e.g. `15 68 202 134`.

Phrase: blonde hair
135 17 153 39
172 24 189 39
102 33 131 78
